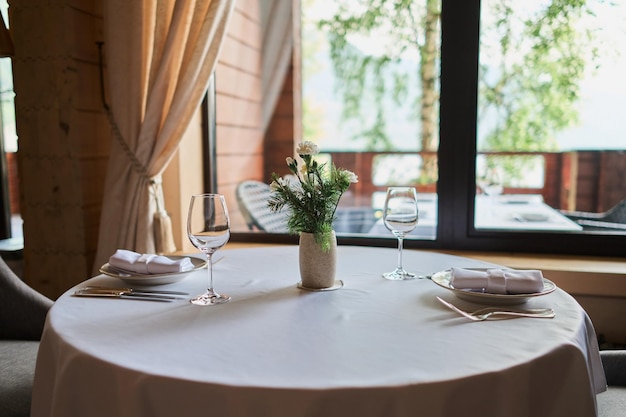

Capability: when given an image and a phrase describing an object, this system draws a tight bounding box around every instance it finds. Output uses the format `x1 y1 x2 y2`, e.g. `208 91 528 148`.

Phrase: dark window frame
202 73 218 195
218 0 626 257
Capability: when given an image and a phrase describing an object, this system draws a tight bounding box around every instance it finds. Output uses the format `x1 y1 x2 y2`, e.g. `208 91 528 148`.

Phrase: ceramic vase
298 231 337 289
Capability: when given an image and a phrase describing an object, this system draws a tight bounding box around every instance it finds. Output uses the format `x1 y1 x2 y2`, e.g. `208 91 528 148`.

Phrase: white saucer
297 280 344 291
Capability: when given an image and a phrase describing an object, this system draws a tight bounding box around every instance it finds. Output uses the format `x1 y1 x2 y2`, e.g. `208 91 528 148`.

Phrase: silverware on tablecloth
73 288 183 302
81 286 189 295
436 296 555 321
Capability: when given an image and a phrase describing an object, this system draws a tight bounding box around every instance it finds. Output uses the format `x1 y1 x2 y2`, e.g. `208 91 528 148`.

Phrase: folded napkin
449 267 545 294
109 249 194 274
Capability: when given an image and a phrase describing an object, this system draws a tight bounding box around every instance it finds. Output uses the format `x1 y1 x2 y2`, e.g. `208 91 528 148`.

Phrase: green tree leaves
312 0 605 155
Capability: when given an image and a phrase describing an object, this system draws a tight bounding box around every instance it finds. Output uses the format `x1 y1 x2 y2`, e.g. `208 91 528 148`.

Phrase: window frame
226 0 626 258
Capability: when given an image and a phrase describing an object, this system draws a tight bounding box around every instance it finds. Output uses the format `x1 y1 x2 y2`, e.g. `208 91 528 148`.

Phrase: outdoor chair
597 349 626 417
236 180 379 234
561 198 626 231
236 180 290 232
333 206 379 234
0 256 53 417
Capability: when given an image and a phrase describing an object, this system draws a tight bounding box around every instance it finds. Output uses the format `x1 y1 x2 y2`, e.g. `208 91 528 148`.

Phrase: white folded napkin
108 249 194 274
449 267 545 294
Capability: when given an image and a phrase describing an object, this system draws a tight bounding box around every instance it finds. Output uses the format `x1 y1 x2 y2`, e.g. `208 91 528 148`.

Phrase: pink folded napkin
109 249 194 274
449 267 545 294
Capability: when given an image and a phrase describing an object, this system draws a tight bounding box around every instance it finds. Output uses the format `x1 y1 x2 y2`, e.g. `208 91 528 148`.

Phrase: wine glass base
190 292 231 306
382 270 417 281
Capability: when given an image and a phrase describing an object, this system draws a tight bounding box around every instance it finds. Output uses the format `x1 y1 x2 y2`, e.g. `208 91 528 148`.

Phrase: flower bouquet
268 141 358 251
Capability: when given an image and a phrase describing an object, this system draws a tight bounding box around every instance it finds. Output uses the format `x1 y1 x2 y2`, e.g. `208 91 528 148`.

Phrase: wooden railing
327 150 626 212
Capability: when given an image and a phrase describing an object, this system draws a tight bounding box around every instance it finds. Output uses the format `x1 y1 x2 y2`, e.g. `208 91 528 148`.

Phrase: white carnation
345 170 359 183
296 141 319 156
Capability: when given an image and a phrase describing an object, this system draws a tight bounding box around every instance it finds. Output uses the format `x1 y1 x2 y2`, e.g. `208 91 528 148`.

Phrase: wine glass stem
206 253 216 296
397 236 404 271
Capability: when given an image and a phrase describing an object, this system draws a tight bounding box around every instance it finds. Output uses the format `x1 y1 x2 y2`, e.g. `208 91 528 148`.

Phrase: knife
81 286 189 296
73 288 178 302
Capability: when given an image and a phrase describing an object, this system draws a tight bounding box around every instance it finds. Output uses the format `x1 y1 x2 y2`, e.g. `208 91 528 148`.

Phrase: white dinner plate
431 268 557 305
99 256 206 286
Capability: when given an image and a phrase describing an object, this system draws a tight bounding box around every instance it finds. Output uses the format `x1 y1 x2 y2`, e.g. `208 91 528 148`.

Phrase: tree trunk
420 0 441 183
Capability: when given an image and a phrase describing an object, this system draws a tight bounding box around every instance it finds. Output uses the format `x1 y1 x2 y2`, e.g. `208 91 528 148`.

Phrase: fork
436 296 555 321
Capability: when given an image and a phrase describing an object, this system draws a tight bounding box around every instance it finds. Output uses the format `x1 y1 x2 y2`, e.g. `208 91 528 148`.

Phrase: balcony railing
327 149 626 213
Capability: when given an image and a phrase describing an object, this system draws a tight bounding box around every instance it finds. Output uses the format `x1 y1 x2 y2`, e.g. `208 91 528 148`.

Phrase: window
438 0 626 257
225 0 626 257
0 0 17 240
473 0 626 238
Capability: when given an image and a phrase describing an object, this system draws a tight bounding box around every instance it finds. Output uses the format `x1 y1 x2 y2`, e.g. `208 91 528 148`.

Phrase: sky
548 1 626 150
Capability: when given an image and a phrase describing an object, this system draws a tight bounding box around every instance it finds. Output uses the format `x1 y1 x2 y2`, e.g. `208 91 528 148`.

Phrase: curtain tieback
103 106 176 255
150 177 177 254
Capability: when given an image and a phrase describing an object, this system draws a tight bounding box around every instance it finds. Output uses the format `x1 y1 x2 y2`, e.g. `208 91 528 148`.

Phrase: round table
31 246 606 417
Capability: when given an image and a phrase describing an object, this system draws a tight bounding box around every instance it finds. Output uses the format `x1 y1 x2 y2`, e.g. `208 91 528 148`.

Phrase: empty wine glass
477 166 504 214
187 193 231 306
478 166 503 197
382 187 418 280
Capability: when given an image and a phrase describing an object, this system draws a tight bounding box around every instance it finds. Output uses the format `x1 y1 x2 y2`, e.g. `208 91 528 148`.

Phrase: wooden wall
11 0 107 298
597 150 626 211
263 63 296 184
574 151 626 212
214 0 299 233
215 0 265 232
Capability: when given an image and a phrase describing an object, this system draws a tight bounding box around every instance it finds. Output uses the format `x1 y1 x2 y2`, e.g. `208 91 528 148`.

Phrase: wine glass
478 166 503 197
382 187 418 280
187 194 231 306
477 166 503 213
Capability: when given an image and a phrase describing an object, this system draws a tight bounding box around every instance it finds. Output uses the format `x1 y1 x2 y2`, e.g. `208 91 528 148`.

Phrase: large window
228 0 626 257
473 0 626 237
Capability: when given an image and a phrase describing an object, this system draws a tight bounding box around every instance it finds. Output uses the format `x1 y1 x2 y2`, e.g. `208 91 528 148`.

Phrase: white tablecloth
474 194 583 231
31 246 606 417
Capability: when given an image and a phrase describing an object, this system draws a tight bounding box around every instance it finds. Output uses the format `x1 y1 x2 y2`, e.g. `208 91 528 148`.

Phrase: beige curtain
261 0 294 132
95 0 234 269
